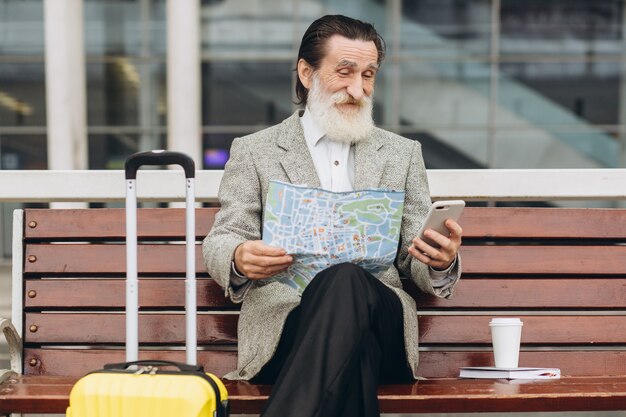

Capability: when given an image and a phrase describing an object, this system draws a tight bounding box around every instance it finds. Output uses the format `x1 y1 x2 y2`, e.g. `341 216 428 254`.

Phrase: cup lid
489 318 523 326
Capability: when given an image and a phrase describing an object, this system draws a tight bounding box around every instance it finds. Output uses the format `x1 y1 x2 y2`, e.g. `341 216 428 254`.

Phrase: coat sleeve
202 137 262 303
395 141 461 299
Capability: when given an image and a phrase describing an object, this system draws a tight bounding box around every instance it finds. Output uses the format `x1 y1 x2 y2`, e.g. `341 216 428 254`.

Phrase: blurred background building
4 0 626 169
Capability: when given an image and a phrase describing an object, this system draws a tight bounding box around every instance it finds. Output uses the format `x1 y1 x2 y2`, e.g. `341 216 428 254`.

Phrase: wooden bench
1 206 626 415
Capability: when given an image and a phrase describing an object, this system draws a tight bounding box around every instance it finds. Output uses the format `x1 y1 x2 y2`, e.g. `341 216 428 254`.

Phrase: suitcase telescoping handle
125 150 198 365
125 150 195 180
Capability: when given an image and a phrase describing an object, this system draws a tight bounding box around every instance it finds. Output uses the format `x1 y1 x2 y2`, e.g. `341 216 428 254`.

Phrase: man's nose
346 76 364 100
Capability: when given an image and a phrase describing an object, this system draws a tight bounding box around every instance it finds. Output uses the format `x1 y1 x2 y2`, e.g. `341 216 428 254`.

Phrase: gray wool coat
202 111 461 381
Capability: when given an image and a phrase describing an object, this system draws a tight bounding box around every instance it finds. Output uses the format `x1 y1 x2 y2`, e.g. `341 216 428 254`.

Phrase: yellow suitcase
66 361 229 417
67 152 229 417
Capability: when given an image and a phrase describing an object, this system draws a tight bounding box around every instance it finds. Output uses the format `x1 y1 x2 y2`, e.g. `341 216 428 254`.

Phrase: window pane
0 0 44 56
84 0 166 56
0 134 47 169
201 1 296 59
89 133 165 169
498 61 621 127
203 132 238 170
401 128 488 169
500 0 623 58
494 130 619 169
312 0 390 38
87 60 166 127
399 61 491 128
401 0 491 59
202 62 293 126
0 63 46 127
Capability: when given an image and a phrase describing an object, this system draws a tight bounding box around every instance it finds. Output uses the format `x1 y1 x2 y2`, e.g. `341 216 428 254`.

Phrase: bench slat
24 244 626 275
460 208 626 239
408 278 626 308
24 313 238 344
23 314 626 345
23 208 626 240
24 349 237 377
22 348 626 378
25 278 626 309
24 244 206 275
462 245 626 275
23 208 217 240
25 278 235 309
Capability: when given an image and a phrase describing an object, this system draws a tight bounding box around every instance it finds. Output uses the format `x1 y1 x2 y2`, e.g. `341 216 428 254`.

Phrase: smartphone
417 200 465 248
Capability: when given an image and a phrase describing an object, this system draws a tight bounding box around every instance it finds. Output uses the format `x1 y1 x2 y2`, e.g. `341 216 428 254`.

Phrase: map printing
263 180 405 294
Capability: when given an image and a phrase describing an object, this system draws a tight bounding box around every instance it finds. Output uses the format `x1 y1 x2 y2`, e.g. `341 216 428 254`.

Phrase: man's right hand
233 240 293 280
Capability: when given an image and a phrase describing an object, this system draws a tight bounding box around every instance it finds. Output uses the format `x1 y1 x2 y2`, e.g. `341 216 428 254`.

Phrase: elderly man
203 14 462 417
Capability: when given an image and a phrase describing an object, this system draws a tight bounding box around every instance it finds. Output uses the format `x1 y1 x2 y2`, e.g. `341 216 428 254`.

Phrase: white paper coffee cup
489 318 523 368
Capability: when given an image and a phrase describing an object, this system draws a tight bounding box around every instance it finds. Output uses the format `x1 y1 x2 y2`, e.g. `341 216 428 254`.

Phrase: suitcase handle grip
125 150 195 180
104 360 203 373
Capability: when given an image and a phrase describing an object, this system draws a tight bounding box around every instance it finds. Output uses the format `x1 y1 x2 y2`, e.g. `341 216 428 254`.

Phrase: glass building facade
2 0 626 171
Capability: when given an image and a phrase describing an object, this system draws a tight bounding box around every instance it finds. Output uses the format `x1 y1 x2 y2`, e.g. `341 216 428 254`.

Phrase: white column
44 0 88 209
384 0 401 130
166 0 202 166
44 0 88 171
139 0 159 153
619 4 626 207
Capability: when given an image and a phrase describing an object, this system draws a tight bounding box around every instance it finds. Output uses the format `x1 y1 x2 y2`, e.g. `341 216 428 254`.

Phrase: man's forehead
323 35 379 66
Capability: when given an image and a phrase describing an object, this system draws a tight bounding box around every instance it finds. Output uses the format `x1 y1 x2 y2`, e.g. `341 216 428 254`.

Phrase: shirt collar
300 107 326 147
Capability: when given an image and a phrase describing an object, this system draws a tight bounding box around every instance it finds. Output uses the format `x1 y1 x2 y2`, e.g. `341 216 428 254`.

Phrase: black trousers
252 263 413 417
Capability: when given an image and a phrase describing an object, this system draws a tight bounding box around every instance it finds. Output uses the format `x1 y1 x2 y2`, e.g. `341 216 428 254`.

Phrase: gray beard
306 75 375 144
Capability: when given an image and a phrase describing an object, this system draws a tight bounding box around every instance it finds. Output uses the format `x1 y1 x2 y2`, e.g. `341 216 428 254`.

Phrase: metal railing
0 169 625 203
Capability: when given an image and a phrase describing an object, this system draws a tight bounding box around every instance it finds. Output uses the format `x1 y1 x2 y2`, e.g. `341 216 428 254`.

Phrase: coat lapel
354 131 386 190
277 113 321 188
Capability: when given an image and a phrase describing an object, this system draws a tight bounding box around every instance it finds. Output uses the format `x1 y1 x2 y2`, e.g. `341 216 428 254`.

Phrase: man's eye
338 70 351 76
363 71 375 79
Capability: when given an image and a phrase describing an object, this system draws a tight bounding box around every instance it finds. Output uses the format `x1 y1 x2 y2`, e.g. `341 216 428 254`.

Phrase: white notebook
459 367 561 380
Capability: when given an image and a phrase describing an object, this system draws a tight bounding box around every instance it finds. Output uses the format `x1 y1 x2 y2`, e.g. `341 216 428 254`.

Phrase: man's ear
297 58 313 89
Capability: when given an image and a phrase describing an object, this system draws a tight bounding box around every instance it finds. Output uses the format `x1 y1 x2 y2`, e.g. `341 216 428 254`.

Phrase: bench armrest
0 317 22 375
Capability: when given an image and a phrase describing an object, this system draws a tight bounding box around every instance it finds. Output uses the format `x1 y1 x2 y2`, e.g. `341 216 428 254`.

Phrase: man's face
313 34 379 112
300 35 379 143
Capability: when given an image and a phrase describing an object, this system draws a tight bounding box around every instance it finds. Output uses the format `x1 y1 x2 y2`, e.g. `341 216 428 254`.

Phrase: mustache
331 92 369 107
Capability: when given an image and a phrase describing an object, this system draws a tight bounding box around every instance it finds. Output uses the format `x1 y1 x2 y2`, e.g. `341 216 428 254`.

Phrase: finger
408 244 435 266
248 262 291 276
422 229 451 250
412 236 457 267
245 261 292 279
412 237 441 259
246 253 293 268
445 219 463 241
248 240 288 256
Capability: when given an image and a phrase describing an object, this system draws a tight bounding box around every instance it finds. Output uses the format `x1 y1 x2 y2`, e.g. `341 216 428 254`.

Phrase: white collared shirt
299 108 354 192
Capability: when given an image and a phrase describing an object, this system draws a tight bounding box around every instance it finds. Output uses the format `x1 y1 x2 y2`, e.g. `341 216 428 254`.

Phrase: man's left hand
409 219 462 270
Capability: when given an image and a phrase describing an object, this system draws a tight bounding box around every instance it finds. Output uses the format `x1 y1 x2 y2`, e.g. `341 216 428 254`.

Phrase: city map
263 180 405 294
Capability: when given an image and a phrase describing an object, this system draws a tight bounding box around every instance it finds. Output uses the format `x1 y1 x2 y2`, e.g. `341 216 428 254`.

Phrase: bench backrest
15 207 626 378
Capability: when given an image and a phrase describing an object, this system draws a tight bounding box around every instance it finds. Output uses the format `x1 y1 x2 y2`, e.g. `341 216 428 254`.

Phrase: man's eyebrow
336 60 357 68
335 60 380 70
